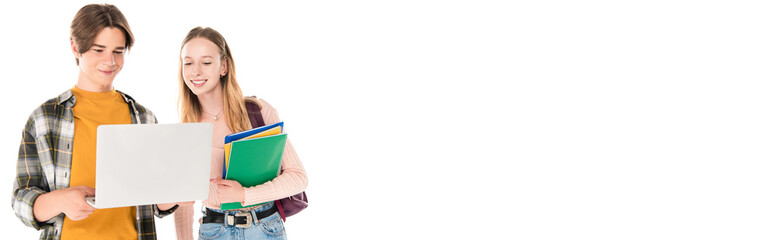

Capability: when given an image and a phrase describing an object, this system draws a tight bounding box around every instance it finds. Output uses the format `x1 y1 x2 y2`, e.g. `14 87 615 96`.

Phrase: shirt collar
56 90 75 107
56 89 136 107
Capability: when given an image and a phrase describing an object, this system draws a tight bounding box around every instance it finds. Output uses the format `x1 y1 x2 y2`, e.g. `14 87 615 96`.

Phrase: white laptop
86 123 213 209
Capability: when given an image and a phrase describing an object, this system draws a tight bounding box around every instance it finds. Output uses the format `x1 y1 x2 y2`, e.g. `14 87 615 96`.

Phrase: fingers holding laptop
156 201 194 211
176 201 196 207
59 185 96 221
32 185 95 222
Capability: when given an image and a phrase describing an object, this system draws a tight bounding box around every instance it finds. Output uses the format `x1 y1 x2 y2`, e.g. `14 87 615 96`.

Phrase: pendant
213 116 218 121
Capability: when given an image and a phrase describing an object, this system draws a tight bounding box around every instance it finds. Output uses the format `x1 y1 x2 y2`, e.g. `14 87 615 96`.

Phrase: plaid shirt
12 89 175 240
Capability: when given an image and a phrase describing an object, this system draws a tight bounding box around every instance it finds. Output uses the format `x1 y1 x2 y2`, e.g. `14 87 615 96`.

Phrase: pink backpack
245 98 308 221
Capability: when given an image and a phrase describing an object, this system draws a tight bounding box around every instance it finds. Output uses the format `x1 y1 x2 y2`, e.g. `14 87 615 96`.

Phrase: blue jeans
199 202 287 240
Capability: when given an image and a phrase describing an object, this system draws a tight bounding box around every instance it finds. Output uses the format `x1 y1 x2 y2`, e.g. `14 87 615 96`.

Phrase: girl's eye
203 62 212 65
183 63 192 66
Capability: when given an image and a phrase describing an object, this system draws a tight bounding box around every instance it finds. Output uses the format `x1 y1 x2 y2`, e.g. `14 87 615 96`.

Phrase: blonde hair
178 27 252 132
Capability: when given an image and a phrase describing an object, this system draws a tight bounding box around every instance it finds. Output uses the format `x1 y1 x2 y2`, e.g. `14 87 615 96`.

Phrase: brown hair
70 4 134 65
178 27 253 133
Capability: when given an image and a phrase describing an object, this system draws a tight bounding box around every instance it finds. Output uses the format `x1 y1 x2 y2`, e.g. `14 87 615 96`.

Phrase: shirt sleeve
153 204 178 218
12 117 53 230
242 99 308 205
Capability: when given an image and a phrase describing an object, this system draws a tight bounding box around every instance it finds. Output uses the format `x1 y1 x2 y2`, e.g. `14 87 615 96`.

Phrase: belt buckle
228 212 253 228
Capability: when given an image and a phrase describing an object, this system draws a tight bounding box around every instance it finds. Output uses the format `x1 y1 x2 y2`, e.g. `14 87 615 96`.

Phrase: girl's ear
221 58 228 76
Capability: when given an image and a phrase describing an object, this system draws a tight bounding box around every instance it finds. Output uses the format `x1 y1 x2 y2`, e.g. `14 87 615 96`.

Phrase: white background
1 0 773 239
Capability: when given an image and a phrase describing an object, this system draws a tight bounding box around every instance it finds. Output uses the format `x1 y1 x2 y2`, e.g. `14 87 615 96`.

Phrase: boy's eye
203 62 212 65
93 49 104 53
114 51 124 54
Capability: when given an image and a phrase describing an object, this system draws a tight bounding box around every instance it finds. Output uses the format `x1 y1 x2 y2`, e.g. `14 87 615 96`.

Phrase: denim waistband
205 201 275 215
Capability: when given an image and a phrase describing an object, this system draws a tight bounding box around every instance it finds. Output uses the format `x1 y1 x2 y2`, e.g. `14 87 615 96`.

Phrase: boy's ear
71 40 79 57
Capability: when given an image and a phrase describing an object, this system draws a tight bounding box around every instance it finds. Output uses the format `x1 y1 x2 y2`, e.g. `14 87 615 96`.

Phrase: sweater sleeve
173 203 194 240
242 99 308 205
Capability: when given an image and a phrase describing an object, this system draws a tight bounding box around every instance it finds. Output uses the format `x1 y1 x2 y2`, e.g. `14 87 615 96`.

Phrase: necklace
202 107 223 121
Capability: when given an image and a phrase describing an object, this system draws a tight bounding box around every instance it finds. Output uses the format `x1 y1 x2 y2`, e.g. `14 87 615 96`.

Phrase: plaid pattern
11 89 174 240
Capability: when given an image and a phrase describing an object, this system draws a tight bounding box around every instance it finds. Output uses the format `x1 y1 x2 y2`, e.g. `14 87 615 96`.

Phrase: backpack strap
245 97 265 127
245 97 289 220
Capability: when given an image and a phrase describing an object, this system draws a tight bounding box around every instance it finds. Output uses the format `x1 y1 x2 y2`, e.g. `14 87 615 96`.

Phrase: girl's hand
211 179 245 204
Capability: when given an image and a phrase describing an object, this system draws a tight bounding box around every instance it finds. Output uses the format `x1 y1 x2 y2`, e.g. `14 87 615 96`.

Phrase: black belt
201 205 278 228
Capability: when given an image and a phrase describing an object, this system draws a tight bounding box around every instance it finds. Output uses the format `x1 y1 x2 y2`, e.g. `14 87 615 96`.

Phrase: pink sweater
174 99 308 240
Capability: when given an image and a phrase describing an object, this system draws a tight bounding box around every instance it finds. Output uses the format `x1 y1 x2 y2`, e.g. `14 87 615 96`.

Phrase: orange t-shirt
61 86 137 240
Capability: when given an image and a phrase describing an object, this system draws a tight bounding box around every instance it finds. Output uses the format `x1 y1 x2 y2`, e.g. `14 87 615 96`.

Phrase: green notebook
221 133 287 210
